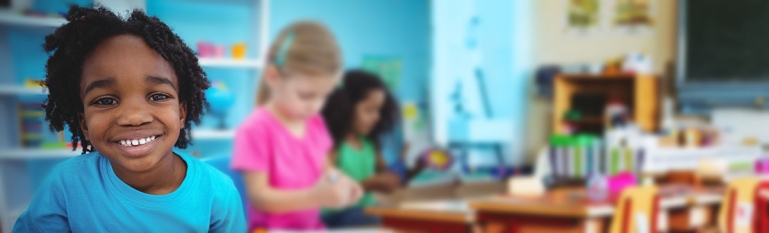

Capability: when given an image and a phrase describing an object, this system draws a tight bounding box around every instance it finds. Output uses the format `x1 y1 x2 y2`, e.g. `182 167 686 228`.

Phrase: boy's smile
79 34 186 178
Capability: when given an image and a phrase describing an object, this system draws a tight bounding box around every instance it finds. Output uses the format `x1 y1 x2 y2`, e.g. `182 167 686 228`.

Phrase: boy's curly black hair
42 5 210 154
322 70 399 150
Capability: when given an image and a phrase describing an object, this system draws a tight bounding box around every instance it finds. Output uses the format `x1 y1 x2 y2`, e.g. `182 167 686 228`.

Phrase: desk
365 200 474 233
470 185 723 233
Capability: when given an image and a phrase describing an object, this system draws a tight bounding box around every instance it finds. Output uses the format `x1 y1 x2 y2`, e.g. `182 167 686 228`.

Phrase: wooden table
470 185 724 233
365 199 474 233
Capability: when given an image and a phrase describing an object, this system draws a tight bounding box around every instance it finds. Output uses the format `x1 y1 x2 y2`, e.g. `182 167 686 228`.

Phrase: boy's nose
116 99 153 126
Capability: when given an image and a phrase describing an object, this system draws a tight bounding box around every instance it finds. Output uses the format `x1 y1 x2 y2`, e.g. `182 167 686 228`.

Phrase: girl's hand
341 173 364 204
313 169 355 209
374 172 402 193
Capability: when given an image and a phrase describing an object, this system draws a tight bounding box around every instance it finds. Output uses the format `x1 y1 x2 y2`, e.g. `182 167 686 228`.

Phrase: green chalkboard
685 0 769 82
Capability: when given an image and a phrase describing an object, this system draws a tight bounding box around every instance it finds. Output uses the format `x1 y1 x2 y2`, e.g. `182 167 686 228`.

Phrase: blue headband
275 32 295 67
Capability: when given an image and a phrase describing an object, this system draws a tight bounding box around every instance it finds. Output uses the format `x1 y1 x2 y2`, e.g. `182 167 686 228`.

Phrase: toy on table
607 171 637 199
756 157 769 174
586 173 608 201
420 148 454 171
205 81 235 129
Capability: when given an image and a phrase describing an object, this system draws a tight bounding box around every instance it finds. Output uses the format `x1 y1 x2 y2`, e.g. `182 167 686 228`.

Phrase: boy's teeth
120 136 157 147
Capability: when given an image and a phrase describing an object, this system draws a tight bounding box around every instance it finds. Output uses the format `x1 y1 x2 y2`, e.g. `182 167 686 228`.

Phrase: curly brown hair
42 5 210 154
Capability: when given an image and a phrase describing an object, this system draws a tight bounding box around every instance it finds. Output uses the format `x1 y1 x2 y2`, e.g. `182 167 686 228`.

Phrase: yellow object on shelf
232 43 247 60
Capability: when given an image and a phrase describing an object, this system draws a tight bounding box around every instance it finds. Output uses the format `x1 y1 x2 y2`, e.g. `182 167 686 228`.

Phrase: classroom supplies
205 81 235 129
420 148 453 171
232 43 247 60
19 102 44 148
197 41 214 58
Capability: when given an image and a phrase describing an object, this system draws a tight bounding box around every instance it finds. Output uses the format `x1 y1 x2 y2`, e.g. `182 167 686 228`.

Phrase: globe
205 81 235 129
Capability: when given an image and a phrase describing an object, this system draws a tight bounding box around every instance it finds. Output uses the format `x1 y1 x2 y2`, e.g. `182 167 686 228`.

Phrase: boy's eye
93 98 117 106
149 94 170 101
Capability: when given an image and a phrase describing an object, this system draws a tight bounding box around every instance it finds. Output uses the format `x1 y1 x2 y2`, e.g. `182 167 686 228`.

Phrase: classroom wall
523 0 678 162
270 0 431 103
269 0 431 162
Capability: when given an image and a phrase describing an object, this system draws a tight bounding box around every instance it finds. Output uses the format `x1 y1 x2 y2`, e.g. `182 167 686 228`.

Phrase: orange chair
717 177 760 233
608 185 661 233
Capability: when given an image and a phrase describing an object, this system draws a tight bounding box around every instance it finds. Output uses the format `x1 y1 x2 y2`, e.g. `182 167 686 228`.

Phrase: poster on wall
612 0 654 34
614 0 652 27
566 0 600 32
361 56 402 92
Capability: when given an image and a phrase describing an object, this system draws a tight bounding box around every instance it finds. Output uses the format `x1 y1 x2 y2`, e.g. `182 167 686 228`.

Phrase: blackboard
685 0 769 82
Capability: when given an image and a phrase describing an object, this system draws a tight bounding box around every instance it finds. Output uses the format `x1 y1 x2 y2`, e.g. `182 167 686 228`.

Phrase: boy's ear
78 113 89 141
179 102 187 128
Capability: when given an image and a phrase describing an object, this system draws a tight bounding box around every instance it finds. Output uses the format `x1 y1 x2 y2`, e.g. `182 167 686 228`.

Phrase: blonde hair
256 21 342 105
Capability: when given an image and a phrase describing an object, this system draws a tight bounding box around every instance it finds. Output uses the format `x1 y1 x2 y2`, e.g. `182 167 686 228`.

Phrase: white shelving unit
0 85 46 96
0 130 234 160
192 129 235 140
198 58 263 69
0 148 82 160
0 1 269 231
0 11 67 28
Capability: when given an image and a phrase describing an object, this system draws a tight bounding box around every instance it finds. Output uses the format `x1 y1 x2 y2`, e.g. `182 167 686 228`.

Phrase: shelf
0 11 67 28
0 85 47 96
0 130 233 160
568 117 604 125
191 129 235 140
198 58 263 69
560 73 637 80
0 148 83 159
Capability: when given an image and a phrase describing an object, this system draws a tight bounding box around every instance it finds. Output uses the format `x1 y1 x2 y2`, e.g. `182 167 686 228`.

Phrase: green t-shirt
338 137 377 207
325 137 377 214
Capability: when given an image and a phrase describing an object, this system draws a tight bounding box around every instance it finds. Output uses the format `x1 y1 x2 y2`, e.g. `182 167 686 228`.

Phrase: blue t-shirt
13 149 246 233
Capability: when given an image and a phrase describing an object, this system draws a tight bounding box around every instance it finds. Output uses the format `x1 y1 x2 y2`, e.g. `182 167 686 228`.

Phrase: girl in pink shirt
231 21 362 231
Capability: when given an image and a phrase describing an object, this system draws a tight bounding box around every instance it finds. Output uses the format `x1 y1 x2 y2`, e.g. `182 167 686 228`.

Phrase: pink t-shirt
231 108 332 231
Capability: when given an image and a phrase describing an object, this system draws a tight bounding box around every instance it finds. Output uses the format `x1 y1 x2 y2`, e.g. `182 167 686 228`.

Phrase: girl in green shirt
321 70 424 228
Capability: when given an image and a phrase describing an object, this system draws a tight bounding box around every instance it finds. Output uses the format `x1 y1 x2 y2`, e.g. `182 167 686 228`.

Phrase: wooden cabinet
552 74 659 135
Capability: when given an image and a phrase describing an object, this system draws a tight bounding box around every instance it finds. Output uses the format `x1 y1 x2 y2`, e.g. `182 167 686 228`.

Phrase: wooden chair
717 177 760 233
608 185 661 233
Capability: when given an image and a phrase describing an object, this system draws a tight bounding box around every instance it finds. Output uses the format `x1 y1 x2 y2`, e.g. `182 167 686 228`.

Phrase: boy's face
79 35 186 174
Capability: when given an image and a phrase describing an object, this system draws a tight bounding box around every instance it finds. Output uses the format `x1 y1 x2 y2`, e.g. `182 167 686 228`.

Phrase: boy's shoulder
52 151 103 175
39 152 104 190
177 151 237 191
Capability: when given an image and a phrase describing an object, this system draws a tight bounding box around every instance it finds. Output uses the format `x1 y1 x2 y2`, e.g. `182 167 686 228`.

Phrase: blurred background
3 0 769 232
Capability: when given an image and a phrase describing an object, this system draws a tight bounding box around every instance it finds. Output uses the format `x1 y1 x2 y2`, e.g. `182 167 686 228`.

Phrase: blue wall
145 0 432 159
270 0 431 103
270 0 431 162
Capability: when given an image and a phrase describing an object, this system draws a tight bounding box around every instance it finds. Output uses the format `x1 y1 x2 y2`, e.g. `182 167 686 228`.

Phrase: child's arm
358 151 402 194
399 143 427 181
242 170 357 213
